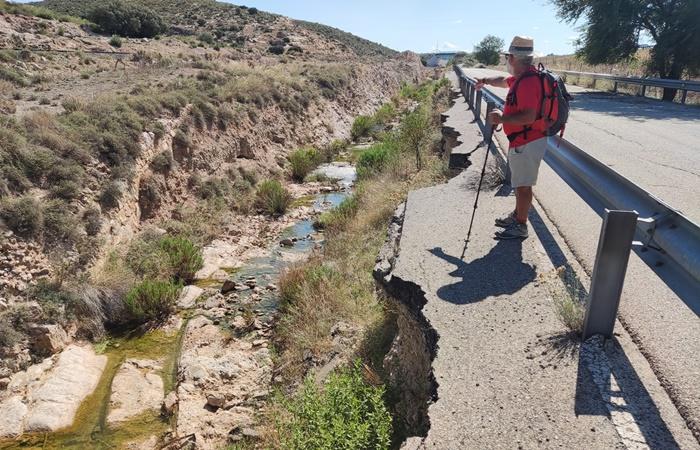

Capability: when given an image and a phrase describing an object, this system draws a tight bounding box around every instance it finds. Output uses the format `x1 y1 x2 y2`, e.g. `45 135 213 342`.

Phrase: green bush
151 150 173 173
43 199 80 246
124 279 181 322
256 179 292 216
158 236 203 284
314 195 358 231
373 103 396 125
88 1 167 38
278 362 391 450
198 32 215 45
0 196 43 238
356 142 393 179
109 34 123 48
127 233 203 283
100 180 123 210
351 115 375 141
289 147 321 182
399 105 432 170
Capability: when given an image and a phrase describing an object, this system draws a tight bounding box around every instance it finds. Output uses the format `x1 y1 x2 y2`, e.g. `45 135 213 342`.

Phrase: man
475 36 546 240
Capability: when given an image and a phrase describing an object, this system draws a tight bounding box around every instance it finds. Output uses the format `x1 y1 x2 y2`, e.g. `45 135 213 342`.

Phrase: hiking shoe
495 211 517 228
495 222 529 240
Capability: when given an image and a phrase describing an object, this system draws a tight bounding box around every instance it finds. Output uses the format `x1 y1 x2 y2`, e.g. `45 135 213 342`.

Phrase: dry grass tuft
546 266 588 336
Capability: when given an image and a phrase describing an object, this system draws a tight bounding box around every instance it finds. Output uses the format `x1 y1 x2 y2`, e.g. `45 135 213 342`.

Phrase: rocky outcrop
0 231 51 293
176 315 272 449
0 344 106 437
107 359 164 424
29 324 68 356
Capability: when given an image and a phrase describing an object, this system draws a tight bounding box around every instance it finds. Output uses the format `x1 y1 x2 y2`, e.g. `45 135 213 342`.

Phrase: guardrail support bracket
582 210 638 340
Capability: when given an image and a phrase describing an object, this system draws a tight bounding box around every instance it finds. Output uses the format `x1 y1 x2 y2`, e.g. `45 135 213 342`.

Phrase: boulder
24 345 107 432
29 324 68 355
221 280 237 295
177 285 204 309
107 359 164 424
280 238 294 247
0 396 27 438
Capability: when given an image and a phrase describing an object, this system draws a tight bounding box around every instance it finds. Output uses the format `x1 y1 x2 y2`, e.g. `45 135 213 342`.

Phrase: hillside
0 0 433 447
34 0 397 58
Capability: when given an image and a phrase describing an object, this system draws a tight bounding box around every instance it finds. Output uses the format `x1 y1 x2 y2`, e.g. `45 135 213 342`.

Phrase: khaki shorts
508 137 548 188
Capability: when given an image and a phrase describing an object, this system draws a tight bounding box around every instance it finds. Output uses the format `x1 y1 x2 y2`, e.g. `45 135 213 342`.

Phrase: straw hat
502 36 535 57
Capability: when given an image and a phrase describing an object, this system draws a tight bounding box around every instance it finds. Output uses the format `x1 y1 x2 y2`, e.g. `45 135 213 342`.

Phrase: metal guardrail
559 70 700 104
453 65 700 338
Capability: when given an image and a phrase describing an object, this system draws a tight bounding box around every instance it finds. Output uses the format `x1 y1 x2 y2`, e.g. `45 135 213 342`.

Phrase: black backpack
507 63 573 143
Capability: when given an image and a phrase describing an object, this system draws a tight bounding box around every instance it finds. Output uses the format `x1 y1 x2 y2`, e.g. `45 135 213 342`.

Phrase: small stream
0 162 356 449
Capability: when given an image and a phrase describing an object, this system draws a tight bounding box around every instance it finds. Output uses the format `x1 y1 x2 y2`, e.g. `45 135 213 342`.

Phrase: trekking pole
460 122 496 260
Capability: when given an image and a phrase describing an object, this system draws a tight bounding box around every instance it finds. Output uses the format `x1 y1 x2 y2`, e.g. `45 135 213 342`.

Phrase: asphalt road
390 80 698 448
462 67 700 224
461 67 700 441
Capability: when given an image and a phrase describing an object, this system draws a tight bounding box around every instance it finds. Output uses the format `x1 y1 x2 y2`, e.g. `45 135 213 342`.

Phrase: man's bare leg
515 186 532 224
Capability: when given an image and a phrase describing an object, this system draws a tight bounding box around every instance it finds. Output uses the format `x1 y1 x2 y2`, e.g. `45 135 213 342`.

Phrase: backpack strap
507 69 541 143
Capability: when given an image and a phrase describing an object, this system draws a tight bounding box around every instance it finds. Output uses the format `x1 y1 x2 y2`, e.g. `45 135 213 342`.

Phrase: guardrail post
474 89 482 121
582 210 638 340
612 81 618 93
485 100 495 142
640 84 647 98
681 89 688 104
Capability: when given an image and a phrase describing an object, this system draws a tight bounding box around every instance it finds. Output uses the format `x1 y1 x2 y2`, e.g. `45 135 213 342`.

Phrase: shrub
356 143 393 179
172 129 192 154
88 1 167 38
351 115 375 141
373 103 396 125
0 314 22 347
152 122 166 141
43 199 80 246
61 97 84 113
124 279 181 322
100 180 123 210
277 362 391 450
400 106 432 170
109 34 122 48
256 179 292 216
83 207 102 236
158 236 203 284
548 267 587 336
151 150 173 173
289 147 321 182
217 105 236 131
198 32 214 45
0 196 43 238
314 195 359 231
268 45 285 55
0 66 28 87
198 177 232 200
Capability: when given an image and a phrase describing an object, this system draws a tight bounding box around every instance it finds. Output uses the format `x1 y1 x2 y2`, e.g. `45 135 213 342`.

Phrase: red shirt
504 67 545 148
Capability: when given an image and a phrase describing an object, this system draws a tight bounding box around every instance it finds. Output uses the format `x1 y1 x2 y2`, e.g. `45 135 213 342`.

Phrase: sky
227 0 583 55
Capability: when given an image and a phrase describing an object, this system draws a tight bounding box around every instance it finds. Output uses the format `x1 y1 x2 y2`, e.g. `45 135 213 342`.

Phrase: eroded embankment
373 202 439 440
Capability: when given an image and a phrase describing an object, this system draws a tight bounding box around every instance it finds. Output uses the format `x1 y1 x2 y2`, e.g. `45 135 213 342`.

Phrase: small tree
550 0 700 101
474 35 504 66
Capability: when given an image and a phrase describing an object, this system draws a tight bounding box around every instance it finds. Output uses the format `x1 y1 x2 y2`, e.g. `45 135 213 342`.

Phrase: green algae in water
194 277 224 289
0 325 186 450
291 194 316 208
